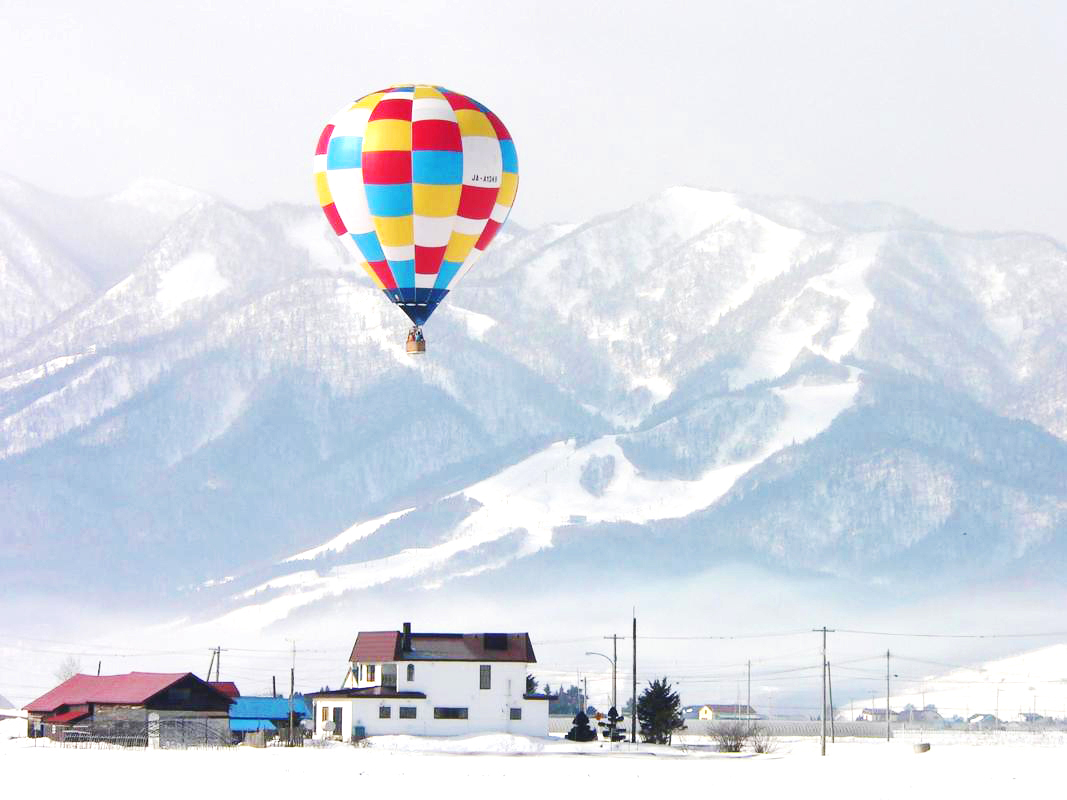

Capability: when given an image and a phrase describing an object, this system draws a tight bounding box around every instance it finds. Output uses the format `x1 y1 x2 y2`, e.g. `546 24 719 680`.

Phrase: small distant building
308 622 549 740
967 713 1000 729
897 705 944 726
24 672 233 745
858 707 898 722
229 695 310 740
697 704 758 721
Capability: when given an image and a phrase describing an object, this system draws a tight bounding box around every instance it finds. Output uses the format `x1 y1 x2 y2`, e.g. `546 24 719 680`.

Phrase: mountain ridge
1 175 1064 631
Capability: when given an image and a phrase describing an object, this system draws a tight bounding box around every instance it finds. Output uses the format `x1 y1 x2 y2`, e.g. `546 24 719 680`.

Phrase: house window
433 707 468 720
367 664 376 682
510 707 522 720
379 706 391 719
382 664 397 691
406 664 415 682
321 706 328 722
479 665 491 690
399 706 416 719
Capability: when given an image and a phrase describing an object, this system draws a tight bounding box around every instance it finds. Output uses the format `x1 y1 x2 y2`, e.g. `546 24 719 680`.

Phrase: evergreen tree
565 710 597 742
526 674 538 694
636 677 686 744
597 705 626 742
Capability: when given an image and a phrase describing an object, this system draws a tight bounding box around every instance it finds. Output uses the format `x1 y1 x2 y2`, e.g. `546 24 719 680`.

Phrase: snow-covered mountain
1 175 1065 631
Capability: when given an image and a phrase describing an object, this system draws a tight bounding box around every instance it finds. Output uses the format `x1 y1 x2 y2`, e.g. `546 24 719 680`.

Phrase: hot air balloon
314 85 519 354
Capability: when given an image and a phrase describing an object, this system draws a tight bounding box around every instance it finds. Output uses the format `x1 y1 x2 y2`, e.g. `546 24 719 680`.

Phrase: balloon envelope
314 85 519 326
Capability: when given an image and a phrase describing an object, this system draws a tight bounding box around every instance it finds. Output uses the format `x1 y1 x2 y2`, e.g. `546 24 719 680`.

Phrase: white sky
2 0 1065 242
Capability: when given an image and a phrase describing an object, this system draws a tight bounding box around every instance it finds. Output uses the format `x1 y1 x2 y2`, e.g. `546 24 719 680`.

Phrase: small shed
229 695 310 740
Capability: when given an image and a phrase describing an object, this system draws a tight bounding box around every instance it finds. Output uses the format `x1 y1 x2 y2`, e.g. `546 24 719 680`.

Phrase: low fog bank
4 566 1065 717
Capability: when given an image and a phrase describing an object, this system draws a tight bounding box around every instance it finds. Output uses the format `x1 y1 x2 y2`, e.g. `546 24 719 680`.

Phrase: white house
309 623 550 740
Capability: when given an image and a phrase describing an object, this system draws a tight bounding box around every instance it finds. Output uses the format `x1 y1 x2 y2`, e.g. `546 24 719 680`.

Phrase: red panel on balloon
316 124 335 156
413 120 462 152
361 150 412 184
368 260 397 290
415 245 447 274
369 98 413 121
440 91 481 112
484 112 511 141
475 219 502 250
322 202 347 235
457 186 499 220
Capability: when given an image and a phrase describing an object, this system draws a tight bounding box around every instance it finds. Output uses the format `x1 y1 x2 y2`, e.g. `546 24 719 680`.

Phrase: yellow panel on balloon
314 172 333 207
413 184 462 218
444 231 479 263
414 85 443 99
350 92 385 111
363 119 411 152
454 110 495 138
374 215 414 247
496 172 518 208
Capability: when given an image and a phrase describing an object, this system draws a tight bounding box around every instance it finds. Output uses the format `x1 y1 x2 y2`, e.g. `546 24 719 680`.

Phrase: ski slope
214 370 862 630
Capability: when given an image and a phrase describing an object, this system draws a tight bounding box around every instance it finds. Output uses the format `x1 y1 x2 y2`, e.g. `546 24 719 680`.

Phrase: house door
332 707 343 738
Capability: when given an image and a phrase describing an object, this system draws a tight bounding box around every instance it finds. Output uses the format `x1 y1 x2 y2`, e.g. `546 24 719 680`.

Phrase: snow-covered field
2 732 1063 798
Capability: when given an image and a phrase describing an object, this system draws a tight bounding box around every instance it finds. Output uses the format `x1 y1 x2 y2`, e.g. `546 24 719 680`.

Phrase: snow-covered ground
2 732 1064 799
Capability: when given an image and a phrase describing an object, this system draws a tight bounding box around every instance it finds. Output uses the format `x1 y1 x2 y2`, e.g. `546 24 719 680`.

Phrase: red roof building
349 629 536 664
309 622 547 742
25 672 234 744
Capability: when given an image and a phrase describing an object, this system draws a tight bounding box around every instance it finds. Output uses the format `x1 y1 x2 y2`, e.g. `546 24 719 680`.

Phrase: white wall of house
316 660 548 739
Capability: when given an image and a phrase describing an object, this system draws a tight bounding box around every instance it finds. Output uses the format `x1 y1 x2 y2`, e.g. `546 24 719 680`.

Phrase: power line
835 628 1067 640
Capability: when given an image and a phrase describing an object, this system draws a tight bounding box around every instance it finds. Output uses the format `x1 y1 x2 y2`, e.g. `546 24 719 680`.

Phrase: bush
565 711 598 742
749 726 777 754
713 721 750 753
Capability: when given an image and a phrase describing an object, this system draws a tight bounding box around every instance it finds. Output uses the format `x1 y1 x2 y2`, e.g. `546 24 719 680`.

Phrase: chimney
402 622 412 652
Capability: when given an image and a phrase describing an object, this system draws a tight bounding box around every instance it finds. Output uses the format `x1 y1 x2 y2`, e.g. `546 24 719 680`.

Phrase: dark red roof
349 632 401 663
25 672 230 713
209 681 240 698
43 708 90 725
349 630 536 664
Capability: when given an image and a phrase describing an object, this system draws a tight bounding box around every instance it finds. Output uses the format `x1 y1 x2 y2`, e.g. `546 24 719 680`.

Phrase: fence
549 716 889 738
52 718 233 749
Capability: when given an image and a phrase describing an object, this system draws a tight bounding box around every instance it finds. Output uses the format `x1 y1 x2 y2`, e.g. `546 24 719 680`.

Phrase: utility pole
747 660 751 727
827 660 835 743
813 626 834 756
289 640 296 747
631 612 637 744
886 650 891 742
272 675 277 698
97 661 101 676
206 649 216 681
612 634 618 711
216 646 221 682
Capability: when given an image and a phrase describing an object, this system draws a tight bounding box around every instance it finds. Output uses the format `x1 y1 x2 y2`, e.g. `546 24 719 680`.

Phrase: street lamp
585 651 616 712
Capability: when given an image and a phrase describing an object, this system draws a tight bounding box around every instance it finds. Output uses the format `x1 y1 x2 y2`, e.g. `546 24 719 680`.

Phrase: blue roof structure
230 718 277 732
230 695 309 721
